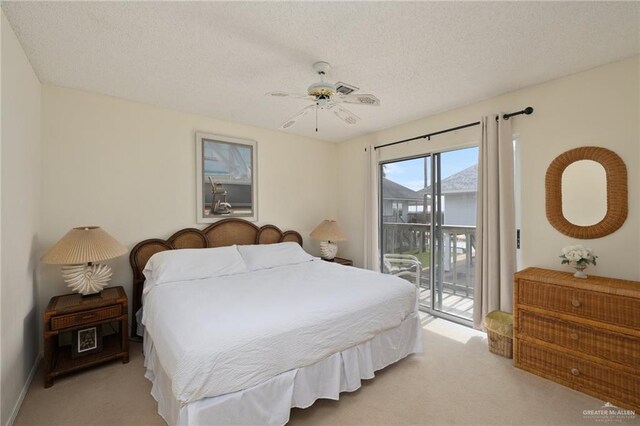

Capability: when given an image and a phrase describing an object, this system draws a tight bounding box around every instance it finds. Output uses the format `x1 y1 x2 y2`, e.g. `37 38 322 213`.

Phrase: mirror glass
561 160 606 226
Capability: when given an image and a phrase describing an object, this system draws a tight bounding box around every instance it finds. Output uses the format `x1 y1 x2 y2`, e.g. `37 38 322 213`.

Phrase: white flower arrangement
560 245 597 266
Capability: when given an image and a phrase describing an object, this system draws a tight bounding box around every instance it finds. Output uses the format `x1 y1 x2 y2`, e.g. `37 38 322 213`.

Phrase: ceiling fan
267 61 380 132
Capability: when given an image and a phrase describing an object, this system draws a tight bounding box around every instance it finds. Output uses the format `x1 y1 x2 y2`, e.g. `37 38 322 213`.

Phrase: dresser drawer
51 305 122 330
518 280 640 328
516 340 640 409
518 311 640 368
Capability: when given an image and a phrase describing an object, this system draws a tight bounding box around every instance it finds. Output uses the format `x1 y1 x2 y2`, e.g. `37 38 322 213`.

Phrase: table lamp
41 226 127 296
310 220 347 260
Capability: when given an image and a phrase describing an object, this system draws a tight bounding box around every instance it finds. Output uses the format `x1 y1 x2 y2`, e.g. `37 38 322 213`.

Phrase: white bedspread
142 260 418 405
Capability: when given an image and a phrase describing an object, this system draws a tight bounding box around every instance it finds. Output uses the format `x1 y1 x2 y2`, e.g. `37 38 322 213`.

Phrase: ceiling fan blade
334 93 381 106
267 91 314 100
332 105 361 125
280 104 316 130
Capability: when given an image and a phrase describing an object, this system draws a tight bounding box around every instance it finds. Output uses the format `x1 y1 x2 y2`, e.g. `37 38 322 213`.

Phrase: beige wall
337 57 640 281
39 86 338 325
1 13 3 421
0 11 42 426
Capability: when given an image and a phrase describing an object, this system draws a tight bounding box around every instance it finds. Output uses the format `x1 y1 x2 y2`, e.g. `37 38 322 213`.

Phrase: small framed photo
196 132 258 223
71 326 103 358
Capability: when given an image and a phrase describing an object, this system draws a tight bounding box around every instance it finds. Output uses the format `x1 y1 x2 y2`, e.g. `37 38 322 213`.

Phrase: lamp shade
41 226 127 265
309 220 347 242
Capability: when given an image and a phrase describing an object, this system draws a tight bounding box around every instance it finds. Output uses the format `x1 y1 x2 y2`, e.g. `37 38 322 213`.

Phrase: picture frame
71 326 103 359
196 132 258 223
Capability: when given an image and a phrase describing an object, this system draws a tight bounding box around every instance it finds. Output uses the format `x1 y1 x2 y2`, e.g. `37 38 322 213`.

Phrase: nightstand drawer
51 305 122 330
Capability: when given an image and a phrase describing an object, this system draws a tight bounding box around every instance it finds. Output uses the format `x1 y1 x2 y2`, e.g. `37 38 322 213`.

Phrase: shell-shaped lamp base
62 263 113 295
320 241 338 260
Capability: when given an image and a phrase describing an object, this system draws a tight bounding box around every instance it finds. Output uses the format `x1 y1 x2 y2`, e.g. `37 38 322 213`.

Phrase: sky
383 146 478 191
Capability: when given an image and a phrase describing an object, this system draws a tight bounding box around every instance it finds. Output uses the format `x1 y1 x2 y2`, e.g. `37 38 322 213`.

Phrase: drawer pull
569 332 579 340
570 368 580 376
81 314 97 320
571 299 581 307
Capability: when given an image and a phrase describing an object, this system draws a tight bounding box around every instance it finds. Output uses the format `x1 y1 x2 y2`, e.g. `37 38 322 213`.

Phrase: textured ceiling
2 1 639 142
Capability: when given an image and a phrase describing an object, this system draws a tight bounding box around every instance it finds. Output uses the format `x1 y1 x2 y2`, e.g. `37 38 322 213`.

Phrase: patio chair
383 253 422 289
208 176 232 215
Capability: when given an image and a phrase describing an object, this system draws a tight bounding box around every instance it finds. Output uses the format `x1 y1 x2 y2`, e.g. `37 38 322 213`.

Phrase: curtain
473 115 516 328
363 145 380 271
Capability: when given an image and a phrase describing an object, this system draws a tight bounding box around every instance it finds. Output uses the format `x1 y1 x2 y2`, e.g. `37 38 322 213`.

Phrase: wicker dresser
513 268 640 410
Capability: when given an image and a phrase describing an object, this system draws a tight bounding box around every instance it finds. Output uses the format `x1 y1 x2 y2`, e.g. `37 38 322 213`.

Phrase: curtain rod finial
524 106 534 115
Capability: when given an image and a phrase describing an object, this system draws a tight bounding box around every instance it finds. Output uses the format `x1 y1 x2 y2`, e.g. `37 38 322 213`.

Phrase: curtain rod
373 107 534 151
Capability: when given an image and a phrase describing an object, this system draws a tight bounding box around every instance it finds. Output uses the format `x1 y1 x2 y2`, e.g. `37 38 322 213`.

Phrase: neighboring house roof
382 178 423 201
418 164 477 195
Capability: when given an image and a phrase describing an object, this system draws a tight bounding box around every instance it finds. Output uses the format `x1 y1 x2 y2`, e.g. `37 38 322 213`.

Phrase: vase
571 263 588 279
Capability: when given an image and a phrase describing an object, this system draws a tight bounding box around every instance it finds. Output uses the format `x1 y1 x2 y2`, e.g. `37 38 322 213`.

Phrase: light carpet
15 316 624 426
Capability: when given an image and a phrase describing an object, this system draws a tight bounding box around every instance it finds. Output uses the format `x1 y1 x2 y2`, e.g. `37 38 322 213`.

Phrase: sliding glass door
380 146 478 325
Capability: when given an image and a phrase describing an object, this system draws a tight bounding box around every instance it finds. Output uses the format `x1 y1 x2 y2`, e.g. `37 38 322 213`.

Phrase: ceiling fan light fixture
307 81 336 97
317 98 330 109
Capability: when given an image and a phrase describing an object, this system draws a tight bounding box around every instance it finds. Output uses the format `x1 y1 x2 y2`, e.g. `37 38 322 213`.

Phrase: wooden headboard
129 218 303 337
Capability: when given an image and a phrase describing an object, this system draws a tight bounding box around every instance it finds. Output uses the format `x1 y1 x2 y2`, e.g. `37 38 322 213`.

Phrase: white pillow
143 245 248 287
237 242 315 271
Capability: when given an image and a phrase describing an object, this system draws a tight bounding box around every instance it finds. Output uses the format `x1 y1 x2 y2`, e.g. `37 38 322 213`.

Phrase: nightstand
324 257 353 266
43 286 129 388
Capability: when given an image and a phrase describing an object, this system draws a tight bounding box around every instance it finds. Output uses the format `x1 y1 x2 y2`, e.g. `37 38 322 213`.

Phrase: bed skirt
143 310 423 425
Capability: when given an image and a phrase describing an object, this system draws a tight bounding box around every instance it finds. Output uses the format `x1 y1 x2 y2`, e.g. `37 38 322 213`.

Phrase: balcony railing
381 222 476 299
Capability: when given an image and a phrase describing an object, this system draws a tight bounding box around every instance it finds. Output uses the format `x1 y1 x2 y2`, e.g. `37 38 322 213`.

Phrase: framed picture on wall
196 132 258 223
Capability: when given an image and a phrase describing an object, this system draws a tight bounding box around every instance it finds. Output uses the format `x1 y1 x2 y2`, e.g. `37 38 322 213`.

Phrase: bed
130 218 423 425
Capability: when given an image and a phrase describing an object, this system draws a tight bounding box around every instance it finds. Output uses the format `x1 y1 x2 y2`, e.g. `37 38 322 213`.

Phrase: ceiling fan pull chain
316 104 318 132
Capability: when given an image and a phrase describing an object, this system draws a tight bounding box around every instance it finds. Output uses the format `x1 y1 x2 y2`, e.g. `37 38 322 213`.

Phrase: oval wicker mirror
545 146 627 239
562 160 607 226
